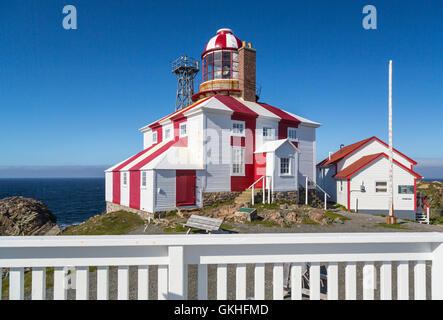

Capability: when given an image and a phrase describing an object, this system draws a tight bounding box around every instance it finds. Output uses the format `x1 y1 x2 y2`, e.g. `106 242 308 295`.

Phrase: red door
176 170 196 206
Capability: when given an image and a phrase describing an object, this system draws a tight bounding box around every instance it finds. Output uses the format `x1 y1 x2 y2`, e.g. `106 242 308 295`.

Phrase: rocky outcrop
0 196 61 236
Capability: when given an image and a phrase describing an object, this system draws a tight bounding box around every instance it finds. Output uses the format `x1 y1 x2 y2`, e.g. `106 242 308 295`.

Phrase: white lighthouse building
105 28 320 214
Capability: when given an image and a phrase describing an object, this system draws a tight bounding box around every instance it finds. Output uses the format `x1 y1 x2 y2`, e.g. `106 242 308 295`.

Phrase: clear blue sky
0 1 442 173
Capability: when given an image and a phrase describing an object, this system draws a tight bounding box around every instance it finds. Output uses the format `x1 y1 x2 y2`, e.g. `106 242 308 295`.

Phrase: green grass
430 216 443 225
377 222 408 229
246 219 280 227
203 199 235 210
253 202 280 211
221 223 235 230
302 218 320 225
62 210 144 235
324 211 350 222
164 210 179 219
376 214 387 217
163 224 191 233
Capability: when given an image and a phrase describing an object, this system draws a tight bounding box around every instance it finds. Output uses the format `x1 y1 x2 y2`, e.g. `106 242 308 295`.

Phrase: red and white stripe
203 28 242 55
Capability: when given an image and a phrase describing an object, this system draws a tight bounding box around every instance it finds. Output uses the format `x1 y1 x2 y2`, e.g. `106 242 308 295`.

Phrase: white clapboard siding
254 263 265 300
309 262 321 300
414 261 426 300
158 265 168 300
236 264 246 300
397 261 409 300
327 263 338 300
217 264 227 300
76 266 89 300
272 263 284 300
53 267 67 300
117 266 129 300
9 267 24 300
362 262 375 300
97 266 109 300
138 265 149 300
380 261 392 300
345 262 357 300
198 264 208 300
32 267 46 300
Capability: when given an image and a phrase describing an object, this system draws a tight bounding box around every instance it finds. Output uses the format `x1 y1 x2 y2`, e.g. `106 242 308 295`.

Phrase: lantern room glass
202 50 239 82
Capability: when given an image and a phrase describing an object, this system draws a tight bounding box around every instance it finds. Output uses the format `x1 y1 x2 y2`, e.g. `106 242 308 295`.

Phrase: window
202 50 239 82
375 181 387 193
232 121 245 137
123 172 128 186
340 181 343 192
164 128 171 140
263 127 274 140
398 185 414 194
280 157 290 175
288 128 297 141
231 147 245 175
152 132 158 144
141 171 147 187
179 123 187 137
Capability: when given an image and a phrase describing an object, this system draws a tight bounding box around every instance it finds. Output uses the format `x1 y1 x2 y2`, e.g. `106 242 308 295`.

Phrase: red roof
317 136 417 167
334 152 422 179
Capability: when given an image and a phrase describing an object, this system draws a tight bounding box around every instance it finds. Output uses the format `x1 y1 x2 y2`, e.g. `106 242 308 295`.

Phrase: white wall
338 140 413 172
154 170 176 211
255 118 278 151
143 130 152 149
202 112 231 192
120 171 130 207
317 165 337 202
297 124 316 185
348 157 415 212
105 171 113 202
336 179 348 208
187 113 204 166
271 143 298 191
140 170 154 213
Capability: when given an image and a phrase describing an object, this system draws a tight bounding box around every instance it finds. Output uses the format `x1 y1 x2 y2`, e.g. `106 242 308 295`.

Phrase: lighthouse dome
203 28 242 56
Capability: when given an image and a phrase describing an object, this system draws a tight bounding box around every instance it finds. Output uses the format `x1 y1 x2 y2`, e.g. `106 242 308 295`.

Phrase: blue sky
0 1 442 177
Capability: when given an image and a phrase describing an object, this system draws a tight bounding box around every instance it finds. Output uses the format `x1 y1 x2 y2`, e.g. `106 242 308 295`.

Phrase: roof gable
317 136 417 167
334 152 422 179
254 139 299 154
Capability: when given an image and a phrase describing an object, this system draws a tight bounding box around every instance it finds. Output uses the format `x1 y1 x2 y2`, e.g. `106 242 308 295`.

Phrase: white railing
1 232 443 300
248 175 272 205
303 175 330 210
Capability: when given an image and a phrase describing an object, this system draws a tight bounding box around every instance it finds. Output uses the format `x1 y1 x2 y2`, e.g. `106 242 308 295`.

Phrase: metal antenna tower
171 56 199 111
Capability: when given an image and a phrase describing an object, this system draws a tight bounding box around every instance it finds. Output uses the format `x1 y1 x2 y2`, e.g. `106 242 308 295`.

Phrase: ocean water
0 178 105 228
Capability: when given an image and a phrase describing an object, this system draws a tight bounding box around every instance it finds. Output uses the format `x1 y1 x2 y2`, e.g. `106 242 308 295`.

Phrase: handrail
248 175 272 205
248 176 265 190
303 175 330 198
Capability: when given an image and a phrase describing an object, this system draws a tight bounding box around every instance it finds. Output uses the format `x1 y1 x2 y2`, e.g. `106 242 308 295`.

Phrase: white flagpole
388 60 394 222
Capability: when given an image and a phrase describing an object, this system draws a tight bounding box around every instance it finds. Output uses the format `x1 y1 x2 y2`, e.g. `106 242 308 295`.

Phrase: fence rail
1 232 443 300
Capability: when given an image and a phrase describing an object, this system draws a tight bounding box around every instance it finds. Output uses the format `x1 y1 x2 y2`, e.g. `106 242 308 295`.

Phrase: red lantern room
192 28 257 102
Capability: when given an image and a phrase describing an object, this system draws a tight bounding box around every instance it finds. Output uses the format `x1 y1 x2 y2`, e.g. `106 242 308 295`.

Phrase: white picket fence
1 232 443 300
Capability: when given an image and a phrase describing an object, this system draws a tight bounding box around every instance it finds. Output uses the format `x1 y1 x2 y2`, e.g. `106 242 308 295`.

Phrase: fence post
432 242 443 300
305 176 308 205
267 176 271 204
169 246 185 300
252 186 254 206
427 207 430 224
324 193 327 210
262 177 265 204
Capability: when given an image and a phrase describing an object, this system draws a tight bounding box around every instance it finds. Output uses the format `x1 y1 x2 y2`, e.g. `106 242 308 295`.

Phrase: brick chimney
238 41 256 102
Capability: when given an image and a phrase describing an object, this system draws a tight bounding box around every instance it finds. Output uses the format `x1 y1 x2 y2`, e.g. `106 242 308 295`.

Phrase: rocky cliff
0 196 61 236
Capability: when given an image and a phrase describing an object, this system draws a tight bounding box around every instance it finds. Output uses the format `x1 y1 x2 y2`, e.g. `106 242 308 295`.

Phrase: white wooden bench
183 214 224 234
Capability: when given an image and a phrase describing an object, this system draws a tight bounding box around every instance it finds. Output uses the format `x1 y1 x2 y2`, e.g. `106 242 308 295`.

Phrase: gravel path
24 210 442 300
